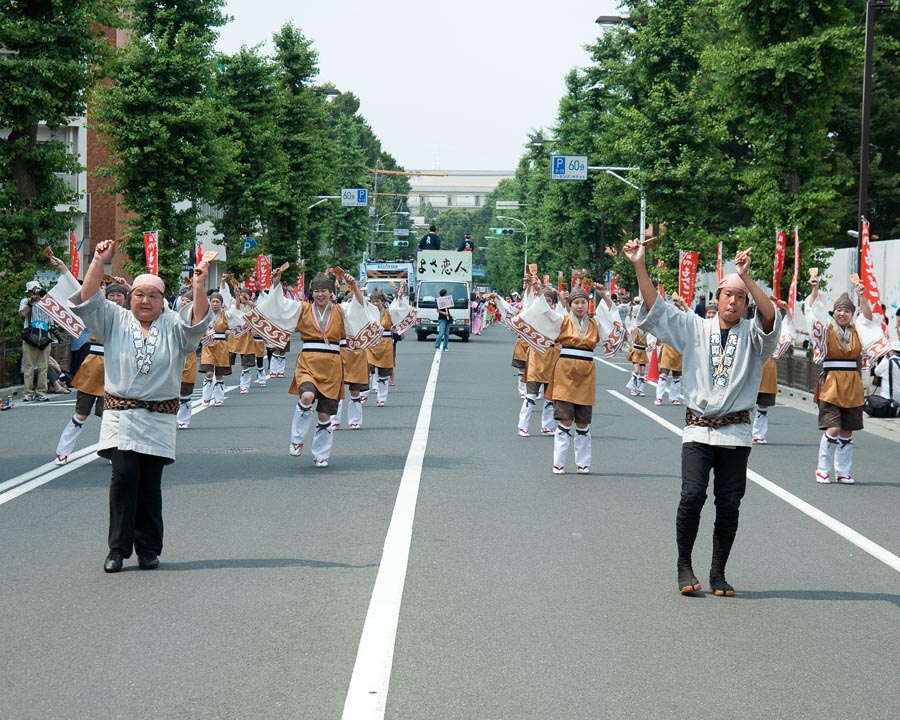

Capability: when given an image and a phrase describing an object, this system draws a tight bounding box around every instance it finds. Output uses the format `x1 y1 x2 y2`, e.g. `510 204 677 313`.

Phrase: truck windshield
417 282 469 309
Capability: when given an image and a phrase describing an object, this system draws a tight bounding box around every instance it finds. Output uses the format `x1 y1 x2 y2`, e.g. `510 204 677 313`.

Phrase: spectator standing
19 280 53 402
418 224 441 250
873 340 900 406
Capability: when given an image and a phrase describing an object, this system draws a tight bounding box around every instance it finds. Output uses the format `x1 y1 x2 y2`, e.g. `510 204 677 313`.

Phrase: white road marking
0 386 238 505
608 389 900 574
342 350 443 720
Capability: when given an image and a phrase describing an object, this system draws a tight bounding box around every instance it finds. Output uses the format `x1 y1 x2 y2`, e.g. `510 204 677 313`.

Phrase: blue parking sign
357 189 368 205
553 156 566 176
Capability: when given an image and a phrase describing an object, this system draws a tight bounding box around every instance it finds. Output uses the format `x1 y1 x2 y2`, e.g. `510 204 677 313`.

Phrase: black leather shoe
104 552 124 573
137 553 159 570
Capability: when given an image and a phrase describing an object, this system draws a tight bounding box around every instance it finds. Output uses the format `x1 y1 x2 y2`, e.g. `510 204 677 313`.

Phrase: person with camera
18 280 54 402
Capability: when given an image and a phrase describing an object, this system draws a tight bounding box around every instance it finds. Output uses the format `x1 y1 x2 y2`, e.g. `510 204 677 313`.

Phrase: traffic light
392 240 409 247
494 228 515 235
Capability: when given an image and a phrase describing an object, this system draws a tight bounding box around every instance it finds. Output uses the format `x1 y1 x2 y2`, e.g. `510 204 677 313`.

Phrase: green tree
93 0 231 293
0 0 119 338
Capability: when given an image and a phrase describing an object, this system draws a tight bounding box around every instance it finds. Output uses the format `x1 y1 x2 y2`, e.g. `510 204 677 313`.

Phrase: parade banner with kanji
860 218 885 319
772 230 787 300
255 254 272 290
678 251 698 302
69 231 80 280
716 242 723 285
143 231 158 275
787 227 800 317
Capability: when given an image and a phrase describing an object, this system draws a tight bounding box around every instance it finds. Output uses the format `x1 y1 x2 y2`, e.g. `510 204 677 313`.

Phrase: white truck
359 261 415 302
414 250 472 342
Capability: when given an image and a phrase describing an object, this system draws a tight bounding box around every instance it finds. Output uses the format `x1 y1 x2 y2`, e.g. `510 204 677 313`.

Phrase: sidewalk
777 384 900 443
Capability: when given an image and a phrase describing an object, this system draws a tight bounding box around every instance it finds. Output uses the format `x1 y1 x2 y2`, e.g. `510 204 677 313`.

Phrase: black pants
109 450 166 557
678 442 750 542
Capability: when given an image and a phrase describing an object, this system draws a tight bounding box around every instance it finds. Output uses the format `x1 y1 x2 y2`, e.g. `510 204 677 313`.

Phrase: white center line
607 389 900 574
342 350 443 720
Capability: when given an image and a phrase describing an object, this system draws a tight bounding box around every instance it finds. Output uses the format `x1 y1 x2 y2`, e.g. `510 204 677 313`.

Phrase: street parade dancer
176 288 199 429
494 281 626 475
625 239 780 597
222 281 260 395
366 291 396 407
199 288 241 407
806 276 883 484
653 295 689 406
247 268 365 467
626 314 650 396
70 238 211 573
751 299 795 444
517 288 561 437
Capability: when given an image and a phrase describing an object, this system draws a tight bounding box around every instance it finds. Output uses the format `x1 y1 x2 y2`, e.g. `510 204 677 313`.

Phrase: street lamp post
496 215 528 276
590 166 645 245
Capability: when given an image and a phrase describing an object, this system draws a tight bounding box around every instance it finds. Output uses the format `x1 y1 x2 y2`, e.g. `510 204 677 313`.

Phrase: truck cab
415 280 471 342
414 250 474 342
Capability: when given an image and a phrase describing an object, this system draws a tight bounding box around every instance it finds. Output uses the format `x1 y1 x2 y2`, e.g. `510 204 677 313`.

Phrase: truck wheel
417 331 428 341
460 332 470 343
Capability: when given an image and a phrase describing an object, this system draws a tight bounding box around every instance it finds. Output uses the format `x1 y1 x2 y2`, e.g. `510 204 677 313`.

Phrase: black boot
710 534 736 597
676 526 701 594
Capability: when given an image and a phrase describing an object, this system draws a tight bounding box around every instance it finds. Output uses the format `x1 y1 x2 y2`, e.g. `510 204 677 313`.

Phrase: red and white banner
542 274 549 287
143 231 158 275
609 274 618 297
678 251 698 302
196 244 203 265
658 283 666 299
296 271 305 298
772 230 787 300
716 242 723 285
69 231 80 280
255 254 271 290
38 272 85 339
859 218 885 319
557 271 564 292
787 227 800 318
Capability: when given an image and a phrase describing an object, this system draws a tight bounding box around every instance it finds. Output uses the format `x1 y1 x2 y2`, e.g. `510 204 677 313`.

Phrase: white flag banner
39 272 85 338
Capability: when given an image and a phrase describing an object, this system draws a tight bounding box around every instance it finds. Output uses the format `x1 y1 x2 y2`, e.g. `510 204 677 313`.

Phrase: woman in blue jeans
435 288 451 351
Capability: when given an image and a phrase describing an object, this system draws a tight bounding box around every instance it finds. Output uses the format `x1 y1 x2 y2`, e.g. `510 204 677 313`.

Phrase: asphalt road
1 324 898 720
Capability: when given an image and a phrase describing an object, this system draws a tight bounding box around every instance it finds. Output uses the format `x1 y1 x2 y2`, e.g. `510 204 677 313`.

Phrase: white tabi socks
669 377 682 404
553 423 572 473
518 394 536 434
516 371 526 397
213 381 225 406
256 363 267 386
816 432 839 482
311 420 334 466
347 394 363 428
376 376 389 405
656 375 669 402
626 373 638 394
574 425 591 473
201 377 213 405
331 399 343 429
290 402 314 454
752 406 768 442
270 354 286 377
636 375 646 396
56 415 85 460
239 368 252 392
834 436 855 483
541 400 555 434
177 397 192 428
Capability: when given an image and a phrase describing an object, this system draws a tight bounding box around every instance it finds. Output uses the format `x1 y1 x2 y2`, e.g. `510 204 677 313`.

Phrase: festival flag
245 267 259 294
543 274 549 287
787 227 800 317
143 230 159 275
678 251 699 303
716 242 723 284
69 230 80 279
658 283 666 299
196 244 203 265
609 274 618 297
772 230 787 300
557 270 564 292
255 254 272 290
859 218 885 321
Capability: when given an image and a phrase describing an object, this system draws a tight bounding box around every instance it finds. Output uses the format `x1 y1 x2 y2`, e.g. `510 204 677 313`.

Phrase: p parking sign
550 155 588 181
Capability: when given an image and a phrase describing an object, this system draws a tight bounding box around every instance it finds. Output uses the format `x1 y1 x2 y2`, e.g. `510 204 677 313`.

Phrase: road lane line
608 389 900 574
0 386 238 505
342 350 443 719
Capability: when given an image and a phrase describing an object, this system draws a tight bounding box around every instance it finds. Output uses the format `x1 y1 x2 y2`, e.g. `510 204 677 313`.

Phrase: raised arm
734 248 775 333
854 281 873 321
81 239 116 300
191 258 211 325
623 239 659 311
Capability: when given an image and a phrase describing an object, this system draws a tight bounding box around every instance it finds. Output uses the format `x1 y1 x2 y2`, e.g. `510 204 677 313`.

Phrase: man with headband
70 239 211 573
625 241 780 598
